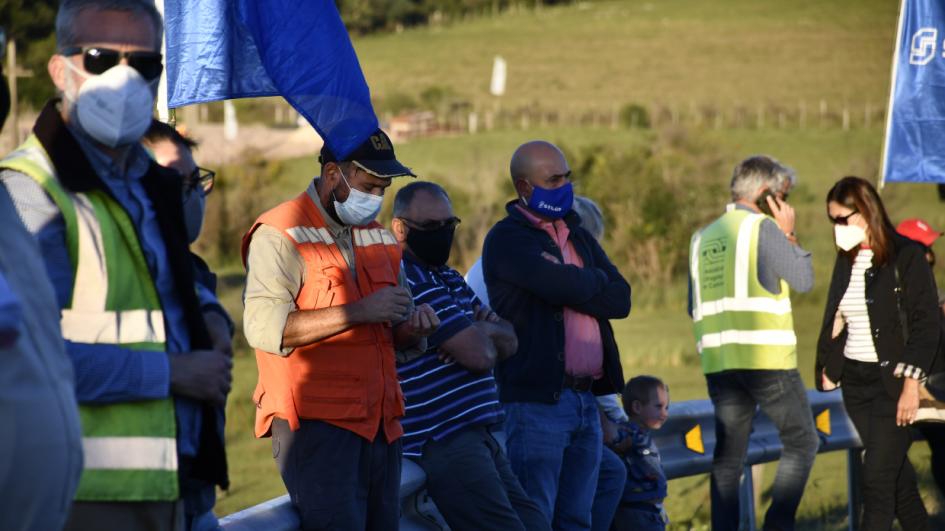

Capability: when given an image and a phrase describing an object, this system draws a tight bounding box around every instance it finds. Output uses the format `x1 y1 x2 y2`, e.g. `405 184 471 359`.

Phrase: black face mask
406 224 455 267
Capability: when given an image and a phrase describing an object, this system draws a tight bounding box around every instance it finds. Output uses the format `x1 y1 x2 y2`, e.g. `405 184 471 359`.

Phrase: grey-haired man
688 155 818 531
0 2 229 530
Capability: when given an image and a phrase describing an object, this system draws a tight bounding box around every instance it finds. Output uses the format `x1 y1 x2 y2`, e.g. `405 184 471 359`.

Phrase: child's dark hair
622 375 668 412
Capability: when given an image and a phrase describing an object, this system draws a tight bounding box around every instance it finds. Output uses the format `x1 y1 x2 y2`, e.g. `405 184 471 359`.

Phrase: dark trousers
917 422 945 498
842 360 929 531
612 502 665 531
706 369 819 531
64 501 184 531
271 418 401 531
417 425 549 531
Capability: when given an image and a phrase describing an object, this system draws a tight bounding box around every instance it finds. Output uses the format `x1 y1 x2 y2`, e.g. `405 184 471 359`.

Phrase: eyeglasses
184 167 216 196
398 217 461 231
829 209 859 225
60 46 164 81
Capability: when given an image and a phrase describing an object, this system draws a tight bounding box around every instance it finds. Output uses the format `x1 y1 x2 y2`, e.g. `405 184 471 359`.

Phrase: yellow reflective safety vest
690 206 797 374
0 135 178 501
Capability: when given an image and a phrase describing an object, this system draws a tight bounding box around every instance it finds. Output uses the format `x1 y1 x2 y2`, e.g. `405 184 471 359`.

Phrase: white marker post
490 56 507 97
223 100 239 141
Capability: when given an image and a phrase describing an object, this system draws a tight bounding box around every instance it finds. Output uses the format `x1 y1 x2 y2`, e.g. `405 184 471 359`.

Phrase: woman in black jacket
816 176 938 531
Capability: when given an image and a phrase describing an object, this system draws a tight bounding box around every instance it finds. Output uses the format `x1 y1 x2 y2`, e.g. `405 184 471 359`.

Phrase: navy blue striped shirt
397 253 504 457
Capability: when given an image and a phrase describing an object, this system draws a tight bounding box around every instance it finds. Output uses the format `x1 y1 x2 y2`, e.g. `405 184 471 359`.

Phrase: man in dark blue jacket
483 140 631 530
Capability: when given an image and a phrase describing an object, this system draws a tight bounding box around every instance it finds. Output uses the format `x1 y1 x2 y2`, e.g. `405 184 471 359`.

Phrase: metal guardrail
220 389 864 531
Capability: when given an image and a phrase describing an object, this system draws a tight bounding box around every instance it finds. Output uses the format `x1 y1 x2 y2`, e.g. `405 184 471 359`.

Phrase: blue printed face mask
524 182 574 219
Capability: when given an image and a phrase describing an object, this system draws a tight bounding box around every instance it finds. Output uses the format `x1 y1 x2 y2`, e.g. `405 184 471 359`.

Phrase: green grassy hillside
354 0 898 113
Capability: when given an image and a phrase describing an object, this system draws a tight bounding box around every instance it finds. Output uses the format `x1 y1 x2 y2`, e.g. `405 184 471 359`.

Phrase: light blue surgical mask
333 166 383 226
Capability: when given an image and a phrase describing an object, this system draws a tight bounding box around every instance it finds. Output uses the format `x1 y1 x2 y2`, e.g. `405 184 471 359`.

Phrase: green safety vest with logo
0 135 178 501
689 206 797 374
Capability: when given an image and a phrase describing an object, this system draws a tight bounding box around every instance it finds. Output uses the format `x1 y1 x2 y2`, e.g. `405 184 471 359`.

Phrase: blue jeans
504 389 603 530
591 445 626 531
706 369 819 531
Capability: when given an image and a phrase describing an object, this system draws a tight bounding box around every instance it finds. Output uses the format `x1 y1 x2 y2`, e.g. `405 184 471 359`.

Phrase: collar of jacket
504 199 582 231
31 99 176 194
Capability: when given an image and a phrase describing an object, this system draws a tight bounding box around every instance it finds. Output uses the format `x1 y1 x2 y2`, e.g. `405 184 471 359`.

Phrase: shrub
197 149 285 264
569 126 727 297
619 103 651 129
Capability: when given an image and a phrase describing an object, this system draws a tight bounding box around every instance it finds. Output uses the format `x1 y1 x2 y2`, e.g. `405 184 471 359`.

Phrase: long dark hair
825 176 897 264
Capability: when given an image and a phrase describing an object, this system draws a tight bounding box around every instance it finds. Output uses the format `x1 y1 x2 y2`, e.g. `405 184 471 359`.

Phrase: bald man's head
509 140 573 218
509 140 569 186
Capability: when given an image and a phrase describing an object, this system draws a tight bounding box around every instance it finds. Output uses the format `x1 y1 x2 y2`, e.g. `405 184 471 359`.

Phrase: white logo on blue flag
882 0 945 185
909 28 937 65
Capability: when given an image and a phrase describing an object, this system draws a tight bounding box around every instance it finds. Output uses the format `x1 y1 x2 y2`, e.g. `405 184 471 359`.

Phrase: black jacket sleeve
816 253 847 390
569 231 631 320
896 243 940 377
484 223 610 308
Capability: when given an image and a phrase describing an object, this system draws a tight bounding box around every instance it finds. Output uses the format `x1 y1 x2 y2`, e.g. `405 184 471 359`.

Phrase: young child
611 375 670 531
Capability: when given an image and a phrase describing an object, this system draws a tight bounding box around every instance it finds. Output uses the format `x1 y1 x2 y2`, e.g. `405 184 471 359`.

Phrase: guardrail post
738 465 757 530
846 448 862 531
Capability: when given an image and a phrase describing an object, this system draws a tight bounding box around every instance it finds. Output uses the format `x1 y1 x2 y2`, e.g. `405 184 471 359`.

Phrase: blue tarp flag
164 0 378 159
882 0 945 185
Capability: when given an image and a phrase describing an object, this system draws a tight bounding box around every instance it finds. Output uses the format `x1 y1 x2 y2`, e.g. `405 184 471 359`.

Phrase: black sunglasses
829 209 859 226
184 167 216 196
399 217 461 231
60 46 164 81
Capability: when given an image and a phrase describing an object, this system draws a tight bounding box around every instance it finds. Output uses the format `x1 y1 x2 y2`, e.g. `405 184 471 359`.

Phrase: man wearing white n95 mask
0 1 230 530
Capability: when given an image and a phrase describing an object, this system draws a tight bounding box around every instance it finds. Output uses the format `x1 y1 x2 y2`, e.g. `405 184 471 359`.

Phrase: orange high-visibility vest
241 191 405 442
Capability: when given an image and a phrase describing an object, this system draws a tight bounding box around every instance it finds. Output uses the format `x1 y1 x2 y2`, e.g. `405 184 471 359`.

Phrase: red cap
897 218 942 247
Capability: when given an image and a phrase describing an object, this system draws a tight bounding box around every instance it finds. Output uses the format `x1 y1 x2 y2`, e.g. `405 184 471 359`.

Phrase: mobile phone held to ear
756 190 776 217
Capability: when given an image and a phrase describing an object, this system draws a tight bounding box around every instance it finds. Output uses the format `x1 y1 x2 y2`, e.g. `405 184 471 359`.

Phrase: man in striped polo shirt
391 182 548 531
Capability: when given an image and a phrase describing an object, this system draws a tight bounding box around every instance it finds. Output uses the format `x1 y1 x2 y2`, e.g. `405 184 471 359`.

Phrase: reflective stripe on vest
0 137 179 502
690 207 797 374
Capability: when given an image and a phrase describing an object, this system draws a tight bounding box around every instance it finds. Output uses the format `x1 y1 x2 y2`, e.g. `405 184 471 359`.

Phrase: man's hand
353 286 412 323
404 304 440 337
766 196 796 237
601 411 619 446
473 305 501 323
169 349 233 406
203 311 233 357
394 304 439 351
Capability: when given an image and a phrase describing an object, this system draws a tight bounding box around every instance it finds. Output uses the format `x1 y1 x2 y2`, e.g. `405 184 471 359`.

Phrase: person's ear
48 55 68 93
323 162 346 197
514 179 531 201
631 400 643 416
391 217 408 243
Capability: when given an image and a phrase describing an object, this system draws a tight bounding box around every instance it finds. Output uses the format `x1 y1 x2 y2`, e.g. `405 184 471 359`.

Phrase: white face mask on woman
63 61 155 148
834 224 867 251
333 167 383 226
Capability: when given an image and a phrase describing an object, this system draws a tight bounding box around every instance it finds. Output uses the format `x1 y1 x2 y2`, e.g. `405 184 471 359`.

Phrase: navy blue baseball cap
319 129 416 178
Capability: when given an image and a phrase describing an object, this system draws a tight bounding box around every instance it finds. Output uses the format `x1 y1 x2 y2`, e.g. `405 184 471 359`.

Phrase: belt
563 374 594 392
